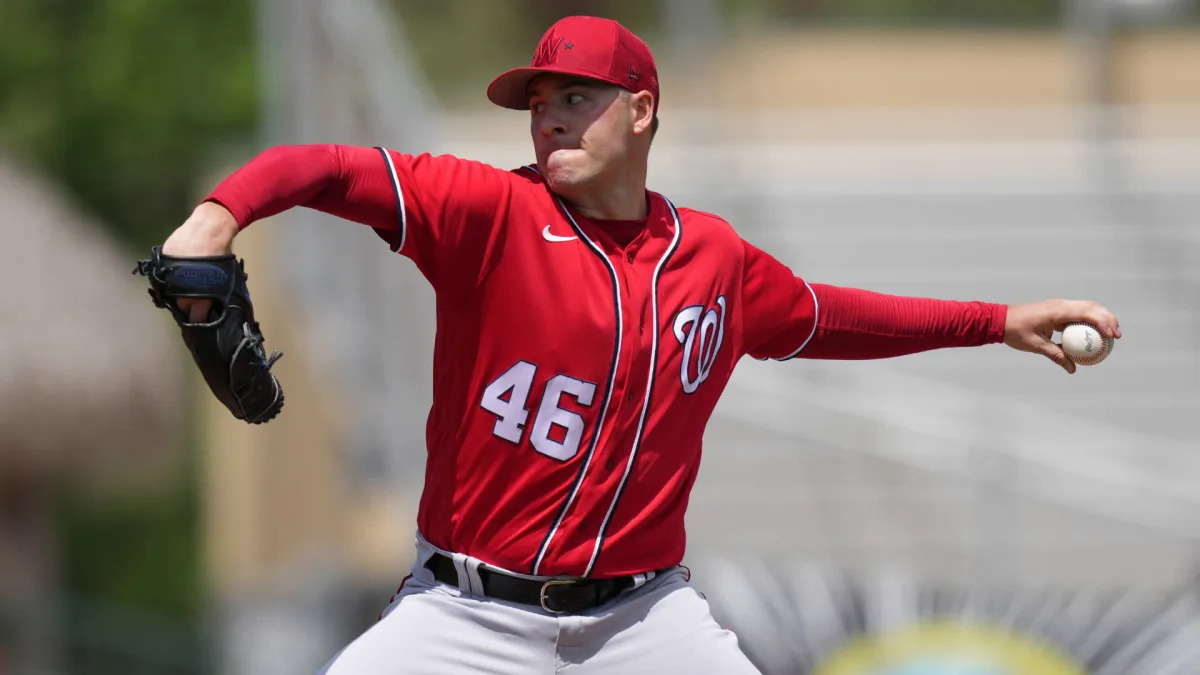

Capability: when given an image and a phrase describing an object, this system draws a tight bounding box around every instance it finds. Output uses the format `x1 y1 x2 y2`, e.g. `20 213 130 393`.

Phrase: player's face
527 75 638 195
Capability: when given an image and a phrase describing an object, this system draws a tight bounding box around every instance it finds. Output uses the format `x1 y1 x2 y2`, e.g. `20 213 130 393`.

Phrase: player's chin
543 154 592 182
543 167 589 195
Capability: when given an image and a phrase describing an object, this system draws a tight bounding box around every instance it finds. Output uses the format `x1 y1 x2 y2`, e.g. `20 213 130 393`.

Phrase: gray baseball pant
318 535 760 674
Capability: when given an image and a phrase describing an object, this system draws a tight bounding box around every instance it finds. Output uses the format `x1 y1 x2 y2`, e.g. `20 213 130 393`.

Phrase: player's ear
629 90 654 136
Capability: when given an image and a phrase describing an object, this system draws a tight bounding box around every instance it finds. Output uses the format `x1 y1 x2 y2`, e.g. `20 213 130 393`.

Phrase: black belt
424 552 639 614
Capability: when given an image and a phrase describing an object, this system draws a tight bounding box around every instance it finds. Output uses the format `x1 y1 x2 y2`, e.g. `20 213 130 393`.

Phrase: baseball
1060 322 1114 366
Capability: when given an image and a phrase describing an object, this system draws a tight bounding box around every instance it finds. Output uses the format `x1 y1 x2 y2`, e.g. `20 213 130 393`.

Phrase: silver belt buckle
539 579 578 613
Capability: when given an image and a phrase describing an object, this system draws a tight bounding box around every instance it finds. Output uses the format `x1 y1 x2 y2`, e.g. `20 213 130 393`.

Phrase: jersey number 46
480 361 597 462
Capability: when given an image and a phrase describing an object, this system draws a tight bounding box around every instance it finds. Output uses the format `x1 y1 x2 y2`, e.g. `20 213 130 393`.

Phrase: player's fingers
1039 339 1076 374
177 297 213 323
1088 318 1122 339
1064 301 1121 339
190 301 212 323
1087 311 1120 339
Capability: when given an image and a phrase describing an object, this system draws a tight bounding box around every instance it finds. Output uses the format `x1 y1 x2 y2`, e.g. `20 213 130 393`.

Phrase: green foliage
804 0 1059 25
0 0 259 249
389 0 1072 107
0 4 251 663
725 0 1060 26
54 477 201 619
51 415 210 671
391 0 661 106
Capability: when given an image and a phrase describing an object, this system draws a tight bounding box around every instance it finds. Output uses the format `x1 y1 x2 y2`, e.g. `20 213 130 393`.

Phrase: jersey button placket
625 250 635 264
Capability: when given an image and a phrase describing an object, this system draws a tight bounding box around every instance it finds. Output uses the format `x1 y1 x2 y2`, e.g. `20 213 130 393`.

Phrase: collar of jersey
518 164 677 249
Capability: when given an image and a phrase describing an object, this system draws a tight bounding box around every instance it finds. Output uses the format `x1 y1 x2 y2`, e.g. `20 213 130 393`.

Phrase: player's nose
537 114 566 138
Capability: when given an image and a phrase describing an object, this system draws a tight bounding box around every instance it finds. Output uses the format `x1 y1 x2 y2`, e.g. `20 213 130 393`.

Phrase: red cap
487 16 659 115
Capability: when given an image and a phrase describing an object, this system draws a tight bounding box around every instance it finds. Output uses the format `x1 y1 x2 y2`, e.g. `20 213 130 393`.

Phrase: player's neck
563 171 648 221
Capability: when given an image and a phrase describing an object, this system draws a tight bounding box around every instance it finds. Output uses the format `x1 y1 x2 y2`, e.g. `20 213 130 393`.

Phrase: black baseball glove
134 246 284 423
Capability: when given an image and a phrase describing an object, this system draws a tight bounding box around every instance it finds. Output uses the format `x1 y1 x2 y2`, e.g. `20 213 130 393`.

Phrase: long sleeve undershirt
800 284 1005 359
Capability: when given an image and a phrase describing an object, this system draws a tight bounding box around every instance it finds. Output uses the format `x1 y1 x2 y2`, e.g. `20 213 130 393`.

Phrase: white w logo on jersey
672 296 726 394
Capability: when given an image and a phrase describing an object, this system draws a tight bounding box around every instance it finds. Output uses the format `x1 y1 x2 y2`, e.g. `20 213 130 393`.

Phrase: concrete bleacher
730 188 1200 439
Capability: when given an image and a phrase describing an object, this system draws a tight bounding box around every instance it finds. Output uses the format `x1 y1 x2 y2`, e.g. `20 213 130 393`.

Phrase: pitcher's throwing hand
1004 299 1121 374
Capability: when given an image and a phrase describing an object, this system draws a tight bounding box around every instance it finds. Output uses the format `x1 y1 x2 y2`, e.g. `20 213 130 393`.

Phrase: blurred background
1 0 1198 673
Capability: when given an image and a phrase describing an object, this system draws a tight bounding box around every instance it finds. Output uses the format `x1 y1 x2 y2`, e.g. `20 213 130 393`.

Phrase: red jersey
208 144 1006 578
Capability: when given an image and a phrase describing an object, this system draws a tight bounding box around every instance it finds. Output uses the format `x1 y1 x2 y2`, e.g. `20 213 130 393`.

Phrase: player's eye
565 93 584 105
530 101 545 114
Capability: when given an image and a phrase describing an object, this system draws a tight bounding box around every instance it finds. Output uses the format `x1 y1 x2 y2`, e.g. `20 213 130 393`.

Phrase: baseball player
161 15 1121 674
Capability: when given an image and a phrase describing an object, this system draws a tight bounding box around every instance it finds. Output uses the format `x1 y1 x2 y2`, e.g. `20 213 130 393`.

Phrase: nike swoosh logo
542 225 578 243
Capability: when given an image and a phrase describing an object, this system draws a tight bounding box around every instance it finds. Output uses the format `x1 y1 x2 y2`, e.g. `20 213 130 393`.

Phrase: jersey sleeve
205 144 511 299
798 284 1007 359
369 147 512 297
736 236 1006 361
740 239 820 360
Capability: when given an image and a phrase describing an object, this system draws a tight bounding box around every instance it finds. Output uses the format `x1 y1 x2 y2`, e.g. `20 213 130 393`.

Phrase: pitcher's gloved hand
134 246 284 423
